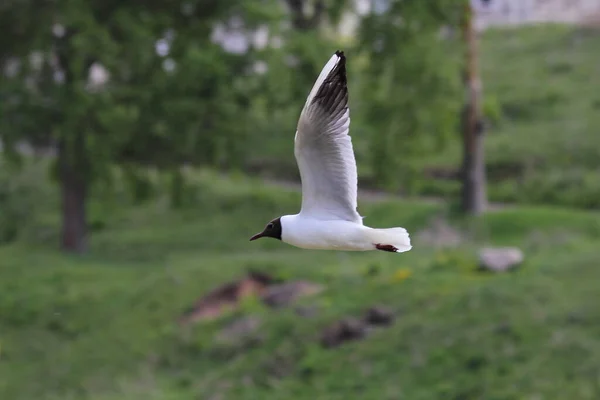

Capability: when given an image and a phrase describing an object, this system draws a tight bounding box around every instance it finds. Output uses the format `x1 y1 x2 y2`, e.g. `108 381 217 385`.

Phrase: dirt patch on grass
179 271 324 325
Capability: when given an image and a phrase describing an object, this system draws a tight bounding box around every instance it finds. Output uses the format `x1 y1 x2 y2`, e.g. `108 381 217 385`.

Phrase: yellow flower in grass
391 268 412 283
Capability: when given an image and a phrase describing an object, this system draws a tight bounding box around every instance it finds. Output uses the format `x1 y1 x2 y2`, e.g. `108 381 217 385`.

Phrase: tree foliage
0 0 473 249
0 0 274 251
356 0 464 192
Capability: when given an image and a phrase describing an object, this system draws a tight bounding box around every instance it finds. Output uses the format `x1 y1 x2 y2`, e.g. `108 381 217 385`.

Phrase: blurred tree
285 0 325 30
356 0 463 193
0 0 271 252
460 0 487 214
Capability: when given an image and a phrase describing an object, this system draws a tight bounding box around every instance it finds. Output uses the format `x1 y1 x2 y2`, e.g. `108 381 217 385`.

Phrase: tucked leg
375 243 398 252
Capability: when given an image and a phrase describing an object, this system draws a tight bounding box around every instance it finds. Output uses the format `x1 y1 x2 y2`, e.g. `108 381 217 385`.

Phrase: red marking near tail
375 243 398 253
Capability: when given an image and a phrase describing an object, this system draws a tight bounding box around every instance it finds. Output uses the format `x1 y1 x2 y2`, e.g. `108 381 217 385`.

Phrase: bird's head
249 217 282 241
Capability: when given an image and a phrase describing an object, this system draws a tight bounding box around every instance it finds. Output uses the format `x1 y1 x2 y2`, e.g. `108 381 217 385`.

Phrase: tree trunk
58 136 88 253
460 111 486 214
460 1 487 215
54 29 90 253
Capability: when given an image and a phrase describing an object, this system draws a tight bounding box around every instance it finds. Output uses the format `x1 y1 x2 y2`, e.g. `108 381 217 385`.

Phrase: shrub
0 159 48 244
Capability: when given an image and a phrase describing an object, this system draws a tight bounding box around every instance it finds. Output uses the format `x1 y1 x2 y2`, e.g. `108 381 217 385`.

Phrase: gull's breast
282 216 372 251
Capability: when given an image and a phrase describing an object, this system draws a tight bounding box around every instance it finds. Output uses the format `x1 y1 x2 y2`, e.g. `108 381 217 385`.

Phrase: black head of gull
250 217 282 241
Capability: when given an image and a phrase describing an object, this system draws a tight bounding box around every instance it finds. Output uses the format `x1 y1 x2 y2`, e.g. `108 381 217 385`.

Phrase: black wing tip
310 50 349 109
334 50 346 64
332 50 347 83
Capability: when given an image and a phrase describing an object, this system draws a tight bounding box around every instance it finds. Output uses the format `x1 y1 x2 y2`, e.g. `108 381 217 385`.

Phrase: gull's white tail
367 227 412 253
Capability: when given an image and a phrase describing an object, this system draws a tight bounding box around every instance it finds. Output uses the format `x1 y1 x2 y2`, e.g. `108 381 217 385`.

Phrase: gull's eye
267 223 274 230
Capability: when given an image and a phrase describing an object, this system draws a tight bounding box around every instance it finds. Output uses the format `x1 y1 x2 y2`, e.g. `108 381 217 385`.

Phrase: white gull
250 51 412 253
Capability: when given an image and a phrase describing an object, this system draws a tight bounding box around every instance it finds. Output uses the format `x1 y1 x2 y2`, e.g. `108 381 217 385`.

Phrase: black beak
249 231 265 241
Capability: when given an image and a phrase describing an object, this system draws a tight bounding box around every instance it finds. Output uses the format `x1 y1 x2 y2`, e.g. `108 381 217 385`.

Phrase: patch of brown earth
178 270 277 325
320 305 396 348
179 272 324 325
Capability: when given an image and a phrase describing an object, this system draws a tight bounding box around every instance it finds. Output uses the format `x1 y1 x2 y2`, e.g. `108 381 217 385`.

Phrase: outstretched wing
294 51 361 223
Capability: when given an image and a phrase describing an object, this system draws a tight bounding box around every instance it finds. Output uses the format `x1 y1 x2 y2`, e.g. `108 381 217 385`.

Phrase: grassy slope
2 170 600 400
419 24 600 207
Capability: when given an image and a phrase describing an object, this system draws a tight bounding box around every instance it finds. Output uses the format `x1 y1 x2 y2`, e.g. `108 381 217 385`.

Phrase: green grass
419 24 600 207
2 170 600 399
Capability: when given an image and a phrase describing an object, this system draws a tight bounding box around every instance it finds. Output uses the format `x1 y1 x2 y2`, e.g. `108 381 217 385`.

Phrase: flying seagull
250 51 412 253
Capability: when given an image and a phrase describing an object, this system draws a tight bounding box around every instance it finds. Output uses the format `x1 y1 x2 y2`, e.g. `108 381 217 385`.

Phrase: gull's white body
281 215 410 252
258 51 412 253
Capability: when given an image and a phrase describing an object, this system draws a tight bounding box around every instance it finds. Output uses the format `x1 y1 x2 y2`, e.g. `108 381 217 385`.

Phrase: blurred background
1 0 600 399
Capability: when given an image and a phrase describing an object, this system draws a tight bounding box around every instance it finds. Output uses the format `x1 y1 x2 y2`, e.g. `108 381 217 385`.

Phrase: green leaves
0 0 476 245
356 0 463 192
0 0 264 180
